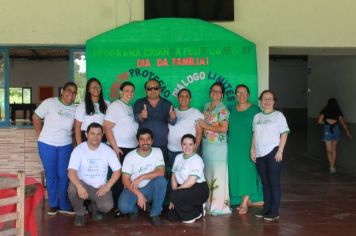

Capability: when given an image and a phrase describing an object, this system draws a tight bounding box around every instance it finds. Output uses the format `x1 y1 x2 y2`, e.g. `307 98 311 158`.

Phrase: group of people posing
32 78 290 227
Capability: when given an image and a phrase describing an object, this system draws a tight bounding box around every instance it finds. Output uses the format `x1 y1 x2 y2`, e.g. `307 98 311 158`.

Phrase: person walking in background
32 81 77 215
103 81 138 216
75 78 108 144
251 90 289 221
228 84 263 215
318 98 352 174
198 82 231 216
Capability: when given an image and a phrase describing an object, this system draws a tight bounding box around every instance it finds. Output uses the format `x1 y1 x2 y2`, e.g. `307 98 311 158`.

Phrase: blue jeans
118 176 167 217
256 147 282 215
38 141 73 210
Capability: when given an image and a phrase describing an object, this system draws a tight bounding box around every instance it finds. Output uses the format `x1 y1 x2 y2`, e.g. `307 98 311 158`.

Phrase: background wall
2 0 356 94
270 60 308 109
10 60 69 104
269 59 308 128
308 56 356 122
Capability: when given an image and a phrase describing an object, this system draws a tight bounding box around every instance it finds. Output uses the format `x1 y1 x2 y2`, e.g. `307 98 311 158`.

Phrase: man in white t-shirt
118 128 167 226
68 123 121 226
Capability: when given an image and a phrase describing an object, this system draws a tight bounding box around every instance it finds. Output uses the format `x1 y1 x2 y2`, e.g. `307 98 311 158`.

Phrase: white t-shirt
75 100 110 131
253 111 290 157
68 142 121 188
168 107 203 152
172 153 206 184
35 97 76 146
104 100 138 148
122 147 165 188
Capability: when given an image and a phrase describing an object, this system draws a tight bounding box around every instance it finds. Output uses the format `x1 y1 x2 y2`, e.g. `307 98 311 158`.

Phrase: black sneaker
48 207 59 216
182 213 203 224
263 213 280 221
74 215 85 226
59 209 76 215
114 209 122 218
151 216 161 226
255 208 270 218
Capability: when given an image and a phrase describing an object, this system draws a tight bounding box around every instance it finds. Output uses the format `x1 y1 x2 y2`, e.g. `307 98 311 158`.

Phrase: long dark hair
322 98 342 116
85 78 107 115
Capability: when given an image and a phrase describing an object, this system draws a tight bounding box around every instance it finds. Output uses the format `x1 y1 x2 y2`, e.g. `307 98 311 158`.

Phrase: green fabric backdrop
86 18 258 110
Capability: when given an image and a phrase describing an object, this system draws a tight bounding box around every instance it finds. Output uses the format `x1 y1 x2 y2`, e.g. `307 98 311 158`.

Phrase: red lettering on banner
137 59 151 67
157 58 168 67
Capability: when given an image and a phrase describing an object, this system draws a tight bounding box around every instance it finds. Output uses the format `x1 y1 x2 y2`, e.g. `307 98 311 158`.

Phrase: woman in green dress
228 84 263 215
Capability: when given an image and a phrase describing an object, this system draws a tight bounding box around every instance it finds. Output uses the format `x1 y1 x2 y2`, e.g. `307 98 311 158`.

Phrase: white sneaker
182 213 203 224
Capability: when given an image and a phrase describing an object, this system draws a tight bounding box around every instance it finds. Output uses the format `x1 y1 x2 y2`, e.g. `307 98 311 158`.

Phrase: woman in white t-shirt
103 81 138 216
167 88 203 167
74 78 109 144
166 134 209 224
33 81 77 215
251 90 289 221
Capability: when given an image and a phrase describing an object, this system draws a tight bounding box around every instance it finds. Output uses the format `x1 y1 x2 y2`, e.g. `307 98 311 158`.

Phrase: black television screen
144 0 234 21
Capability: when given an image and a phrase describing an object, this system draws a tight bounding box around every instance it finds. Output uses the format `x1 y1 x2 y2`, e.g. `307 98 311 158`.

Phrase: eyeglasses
236 91 248 95
146 86 160 91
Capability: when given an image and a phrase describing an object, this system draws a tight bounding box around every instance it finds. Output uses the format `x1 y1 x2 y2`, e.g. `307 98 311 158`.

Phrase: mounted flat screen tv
144 0 234 21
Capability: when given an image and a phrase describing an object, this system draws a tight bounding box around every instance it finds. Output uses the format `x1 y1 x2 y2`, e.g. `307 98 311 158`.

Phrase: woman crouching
166 134 209 223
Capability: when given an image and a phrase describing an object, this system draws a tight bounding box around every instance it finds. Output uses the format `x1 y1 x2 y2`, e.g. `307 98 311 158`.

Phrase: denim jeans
38 141 73 210
256 146 282 215
118 176 167 217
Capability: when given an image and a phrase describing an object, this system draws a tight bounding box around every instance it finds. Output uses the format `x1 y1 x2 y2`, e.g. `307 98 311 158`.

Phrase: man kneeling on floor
68 122 121 226
118 128 167 226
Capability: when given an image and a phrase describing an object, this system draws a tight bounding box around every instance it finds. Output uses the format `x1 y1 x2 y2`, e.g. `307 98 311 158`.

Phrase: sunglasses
146 86 160 91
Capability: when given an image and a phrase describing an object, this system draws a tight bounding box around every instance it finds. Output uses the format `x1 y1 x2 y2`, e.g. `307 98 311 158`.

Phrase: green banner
86 18 258 110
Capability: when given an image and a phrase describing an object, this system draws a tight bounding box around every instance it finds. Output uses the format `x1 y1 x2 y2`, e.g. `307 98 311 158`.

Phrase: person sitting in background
68 123 121 226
